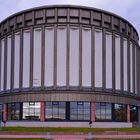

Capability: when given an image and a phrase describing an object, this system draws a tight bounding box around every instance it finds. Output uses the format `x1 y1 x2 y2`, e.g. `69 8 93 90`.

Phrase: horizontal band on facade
0 5 139 41
0 92 139 106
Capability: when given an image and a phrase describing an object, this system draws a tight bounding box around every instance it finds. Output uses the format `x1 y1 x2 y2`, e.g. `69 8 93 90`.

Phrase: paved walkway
1 134 140 139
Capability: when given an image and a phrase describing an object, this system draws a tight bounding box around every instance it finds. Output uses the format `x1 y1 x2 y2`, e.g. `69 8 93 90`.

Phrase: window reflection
23 102 40 120
130 106 138 122
70 102 90 120
7 103 21 120
113 104 126 122
95 103 112 121
45 102 66 120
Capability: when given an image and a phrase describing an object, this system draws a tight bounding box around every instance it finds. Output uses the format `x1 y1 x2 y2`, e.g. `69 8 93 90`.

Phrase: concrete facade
0 5 140 128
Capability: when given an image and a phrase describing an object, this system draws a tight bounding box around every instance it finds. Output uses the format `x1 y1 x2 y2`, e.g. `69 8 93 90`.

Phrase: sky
0 0 140 42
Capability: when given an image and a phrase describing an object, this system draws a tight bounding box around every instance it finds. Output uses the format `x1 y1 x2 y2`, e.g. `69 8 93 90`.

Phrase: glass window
123 38 128 92
45 102 66 120
0 39 5 91
130 42 133 93
7 103 21 120
115 35 121 90
57 27 67 86
23 30 30 88
33 28 42 87
69 27 79 86
23 102 40 120
6 36 11 90
70 102 90 120
95 103 112 121
130 106 138 122
14 32 20 89
105 32 112 89
113 104 126 122
44 27 54 87
82 28 91 87
95 29 102 88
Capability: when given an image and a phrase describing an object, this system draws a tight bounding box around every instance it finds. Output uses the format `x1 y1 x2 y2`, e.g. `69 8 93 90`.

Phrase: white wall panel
95 29 102 87
0 40 5 91
135 46 137 94
115 35 121 90
130 42 133 93
69 27 79 86
45 27 54 87
105 32 112 89
57 27 67 86
14 33 20 89
23 30 30 88
123 38 128 91
6 36 11 90
82 28 91 87
33 28 42 87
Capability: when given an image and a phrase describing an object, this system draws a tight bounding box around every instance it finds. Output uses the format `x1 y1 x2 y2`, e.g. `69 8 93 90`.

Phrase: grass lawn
0 127 139 133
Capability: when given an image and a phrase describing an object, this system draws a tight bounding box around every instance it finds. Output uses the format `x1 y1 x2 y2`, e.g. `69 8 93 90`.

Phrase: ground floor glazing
1 102 138 123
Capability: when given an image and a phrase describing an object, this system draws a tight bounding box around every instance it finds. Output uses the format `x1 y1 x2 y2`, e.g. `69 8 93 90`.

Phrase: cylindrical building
0 5 140 128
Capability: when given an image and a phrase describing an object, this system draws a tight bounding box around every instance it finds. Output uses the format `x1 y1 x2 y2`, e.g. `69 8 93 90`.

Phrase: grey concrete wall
3 121 132 128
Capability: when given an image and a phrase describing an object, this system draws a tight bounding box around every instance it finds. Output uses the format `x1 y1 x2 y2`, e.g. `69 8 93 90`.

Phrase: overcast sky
0 0 140 41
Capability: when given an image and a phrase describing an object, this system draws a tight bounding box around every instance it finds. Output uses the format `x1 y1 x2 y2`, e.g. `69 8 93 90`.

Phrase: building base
2 121 132 128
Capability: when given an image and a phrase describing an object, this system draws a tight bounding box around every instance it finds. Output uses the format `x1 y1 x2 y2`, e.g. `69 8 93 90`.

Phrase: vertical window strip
14 32 20 89
0 40 5 91
44 27 54 87
33 28 42 87
82 28 91 87
23 30 30 88
94 29 103 88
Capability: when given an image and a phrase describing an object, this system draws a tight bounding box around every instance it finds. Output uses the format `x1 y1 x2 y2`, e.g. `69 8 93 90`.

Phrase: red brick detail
40 102 45 122
90 102 95 122
127 104 130 122
3 104 7 121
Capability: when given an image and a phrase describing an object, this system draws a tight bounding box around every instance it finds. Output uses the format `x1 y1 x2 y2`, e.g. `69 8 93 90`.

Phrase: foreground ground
0 127 140 133
0 127 140 139
0 139 139 140
0 139 140 140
